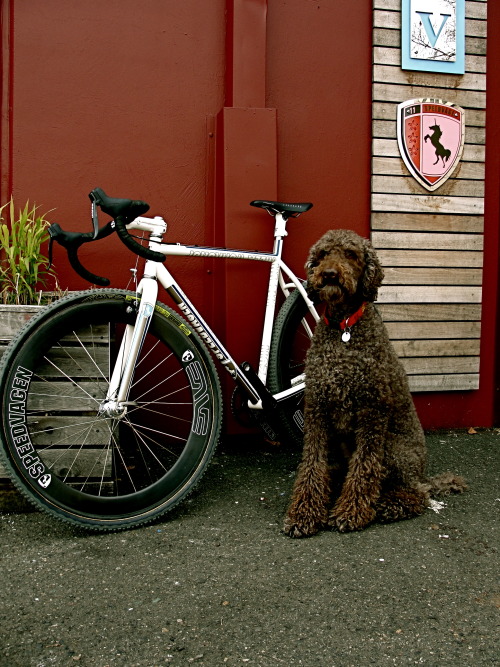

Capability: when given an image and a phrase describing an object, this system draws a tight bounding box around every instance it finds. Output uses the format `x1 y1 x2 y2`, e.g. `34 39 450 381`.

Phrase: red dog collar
324 302 368 341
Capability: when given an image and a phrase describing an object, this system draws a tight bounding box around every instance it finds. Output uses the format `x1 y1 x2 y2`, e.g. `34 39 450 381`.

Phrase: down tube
154 262 261 404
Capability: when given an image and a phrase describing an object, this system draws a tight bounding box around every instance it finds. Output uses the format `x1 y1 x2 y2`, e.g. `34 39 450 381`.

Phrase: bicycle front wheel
268 287 318 447
0 290 222 530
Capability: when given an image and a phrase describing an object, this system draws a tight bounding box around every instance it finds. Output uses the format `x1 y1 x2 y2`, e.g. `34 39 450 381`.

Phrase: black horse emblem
424 121 451 166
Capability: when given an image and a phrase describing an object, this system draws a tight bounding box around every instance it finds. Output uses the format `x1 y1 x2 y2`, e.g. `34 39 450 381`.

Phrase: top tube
126 212 291 260
151 243 279 263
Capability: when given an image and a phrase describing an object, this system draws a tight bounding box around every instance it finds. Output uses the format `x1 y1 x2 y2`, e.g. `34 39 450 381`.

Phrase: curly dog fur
284 229 466 538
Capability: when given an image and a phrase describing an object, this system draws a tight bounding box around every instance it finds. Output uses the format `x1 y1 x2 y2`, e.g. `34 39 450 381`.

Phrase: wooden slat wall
372 0 487 392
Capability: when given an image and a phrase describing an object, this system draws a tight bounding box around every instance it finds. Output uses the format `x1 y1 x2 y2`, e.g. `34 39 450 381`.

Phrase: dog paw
328 514 363 533
282 516 320 539
328 506 375 533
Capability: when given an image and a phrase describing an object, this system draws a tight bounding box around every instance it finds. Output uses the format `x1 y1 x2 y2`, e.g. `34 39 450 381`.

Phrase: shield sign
397 98 465 191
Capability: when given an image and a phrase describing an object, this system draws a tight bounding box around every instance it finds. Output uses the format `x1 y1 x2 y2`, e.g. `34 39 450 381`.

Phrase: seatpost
256 212 288 384
273 212 288 242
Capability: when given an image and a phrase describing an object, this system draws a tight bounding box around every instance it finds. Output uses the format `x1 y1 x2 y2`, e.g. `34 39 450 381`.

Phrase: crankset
230 386 281 443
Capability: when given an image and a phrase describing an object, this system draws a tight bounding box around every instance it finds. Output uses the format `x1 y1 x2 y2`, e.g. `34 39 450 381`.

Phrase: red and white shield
397 98 465 191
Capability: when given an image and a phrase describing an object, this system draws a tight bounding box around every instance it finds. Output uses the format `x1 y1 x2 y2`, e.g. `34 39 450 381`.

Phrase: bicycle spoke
69 332 110 382
124 419 170 477
28 417 107 443
132 345 173 383
123 418 188 446
132 366 185 403
129 404 193 424
37 358 103 404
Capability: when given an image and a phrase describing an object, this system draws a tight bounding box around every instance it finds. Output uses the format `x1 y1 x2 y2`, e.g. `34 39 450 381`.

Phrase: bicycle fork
98 278 158 419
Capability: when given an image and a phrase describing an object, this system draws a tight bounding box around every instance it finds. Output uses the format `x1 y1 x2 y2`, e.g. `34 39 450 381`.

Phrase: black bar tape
67 247 110 286
114 216 166 262
48 221 115 286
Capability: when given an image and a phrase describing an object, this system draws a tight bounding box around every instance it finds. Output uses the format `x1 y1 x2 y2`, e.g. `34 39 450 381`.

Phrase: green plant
0 199 56 305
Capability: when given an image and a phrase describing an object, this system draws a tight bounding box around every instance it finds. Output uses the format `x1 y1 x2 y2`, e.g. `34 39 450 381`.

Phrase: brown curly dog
284 229 466 538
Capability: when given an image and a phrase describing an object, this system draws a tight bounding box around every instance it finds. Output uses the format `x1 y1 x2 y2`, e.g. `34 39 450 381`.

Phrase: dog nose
322 268 338 280
321 268 339 285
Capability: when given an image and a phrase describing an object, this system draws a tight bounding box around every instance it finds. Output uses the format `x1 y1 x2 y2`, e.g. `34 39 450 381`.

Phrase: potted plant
0 199 61 485
0 199 58 305
0 199 63 359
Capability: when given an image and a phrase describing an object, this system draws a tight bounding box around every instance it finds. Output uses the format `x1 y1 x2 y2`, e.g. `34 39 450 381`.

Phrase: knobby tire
268 288 317 447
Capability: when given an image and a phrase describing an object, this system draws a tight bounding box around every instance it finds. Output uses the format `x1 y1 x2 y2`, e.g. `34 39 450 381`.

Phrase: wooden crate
1 305 112 484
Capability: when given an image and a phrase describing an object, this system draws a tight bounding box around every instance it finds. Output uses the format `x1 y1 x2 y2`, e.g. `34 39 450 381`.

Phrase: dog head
305 229 384 307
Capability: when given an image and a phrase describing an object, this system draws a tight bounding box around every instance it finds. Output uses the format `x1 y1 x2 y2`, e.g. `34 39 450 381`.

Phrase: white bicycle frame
104 212 319 414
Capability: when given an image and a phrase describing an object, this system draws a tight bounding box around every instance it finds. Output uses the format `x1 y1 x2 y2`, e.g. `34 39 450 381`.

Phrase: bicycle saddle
250 200 313 217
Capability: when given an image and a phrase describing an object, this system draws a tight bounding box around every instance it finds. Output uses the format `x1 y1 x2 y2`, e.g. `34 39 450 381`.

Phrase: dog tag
341 330 351 343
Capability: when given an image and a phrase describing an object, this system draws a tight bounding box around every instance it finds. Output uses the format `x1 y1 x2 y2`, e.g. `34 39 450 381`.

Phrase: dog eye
344 249 357 260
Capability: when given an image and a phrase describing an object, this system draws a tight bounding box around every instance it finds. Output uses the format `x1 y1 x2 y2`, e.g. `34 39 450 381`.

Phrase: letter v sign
416 11 451 48
401 0 465 74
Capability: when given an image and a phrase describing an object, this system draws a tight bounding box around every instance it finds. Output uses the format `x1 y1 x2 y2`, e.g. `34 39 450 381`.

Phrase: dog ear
361 241 384 302
304 242 319 275
304 258 316 294
305 231 334 274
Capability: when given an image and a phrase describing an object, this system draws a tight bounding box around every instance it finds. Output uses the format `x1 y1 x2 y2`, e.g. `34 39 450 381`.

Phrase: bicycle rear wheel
0 289 222 530
268 288 318 447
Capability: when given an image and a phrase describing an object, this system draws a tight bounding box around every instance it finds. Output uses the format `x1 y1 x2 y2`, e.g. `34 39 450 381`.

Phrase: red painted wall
266 0 373 264
3 1 498 430
3 0 226 300
213 1 373 425
486 0 500 426
1 0 373 435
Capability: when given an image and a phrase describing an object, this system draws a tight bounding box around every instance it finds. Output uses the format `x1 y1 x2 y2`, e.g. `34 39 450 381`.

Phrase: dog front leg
329 414 386 532
283 415 331 538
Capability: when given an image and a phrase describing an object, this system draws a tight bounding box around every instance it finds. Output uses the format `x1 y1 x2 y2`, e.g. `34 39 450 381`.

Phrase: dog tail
425 472 467 497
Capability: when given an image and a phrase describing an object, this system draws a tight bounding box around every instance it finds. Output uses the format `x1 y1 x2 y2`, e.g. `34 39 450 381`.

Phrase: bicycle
0 188 319 530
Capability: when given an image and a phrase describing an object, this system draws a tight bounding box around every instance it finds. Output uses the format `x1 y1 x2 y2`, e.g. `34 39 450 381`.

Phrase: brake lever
91 199 99 239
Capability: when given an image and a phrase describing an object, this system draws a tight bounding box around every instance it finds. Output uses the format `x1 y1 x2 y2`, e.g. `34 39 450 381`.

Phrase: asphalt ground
0 428 498 667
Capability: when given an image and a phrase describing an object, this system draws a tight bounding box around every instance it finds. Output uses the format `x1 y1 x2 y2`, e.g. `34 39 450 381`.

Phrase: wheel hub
98 400 128 419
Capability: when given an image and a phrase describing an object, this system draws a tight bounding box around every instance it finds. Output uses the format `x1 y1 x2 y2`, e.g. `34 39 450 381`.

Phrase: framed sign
397 98 465 191
401 0 465 74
